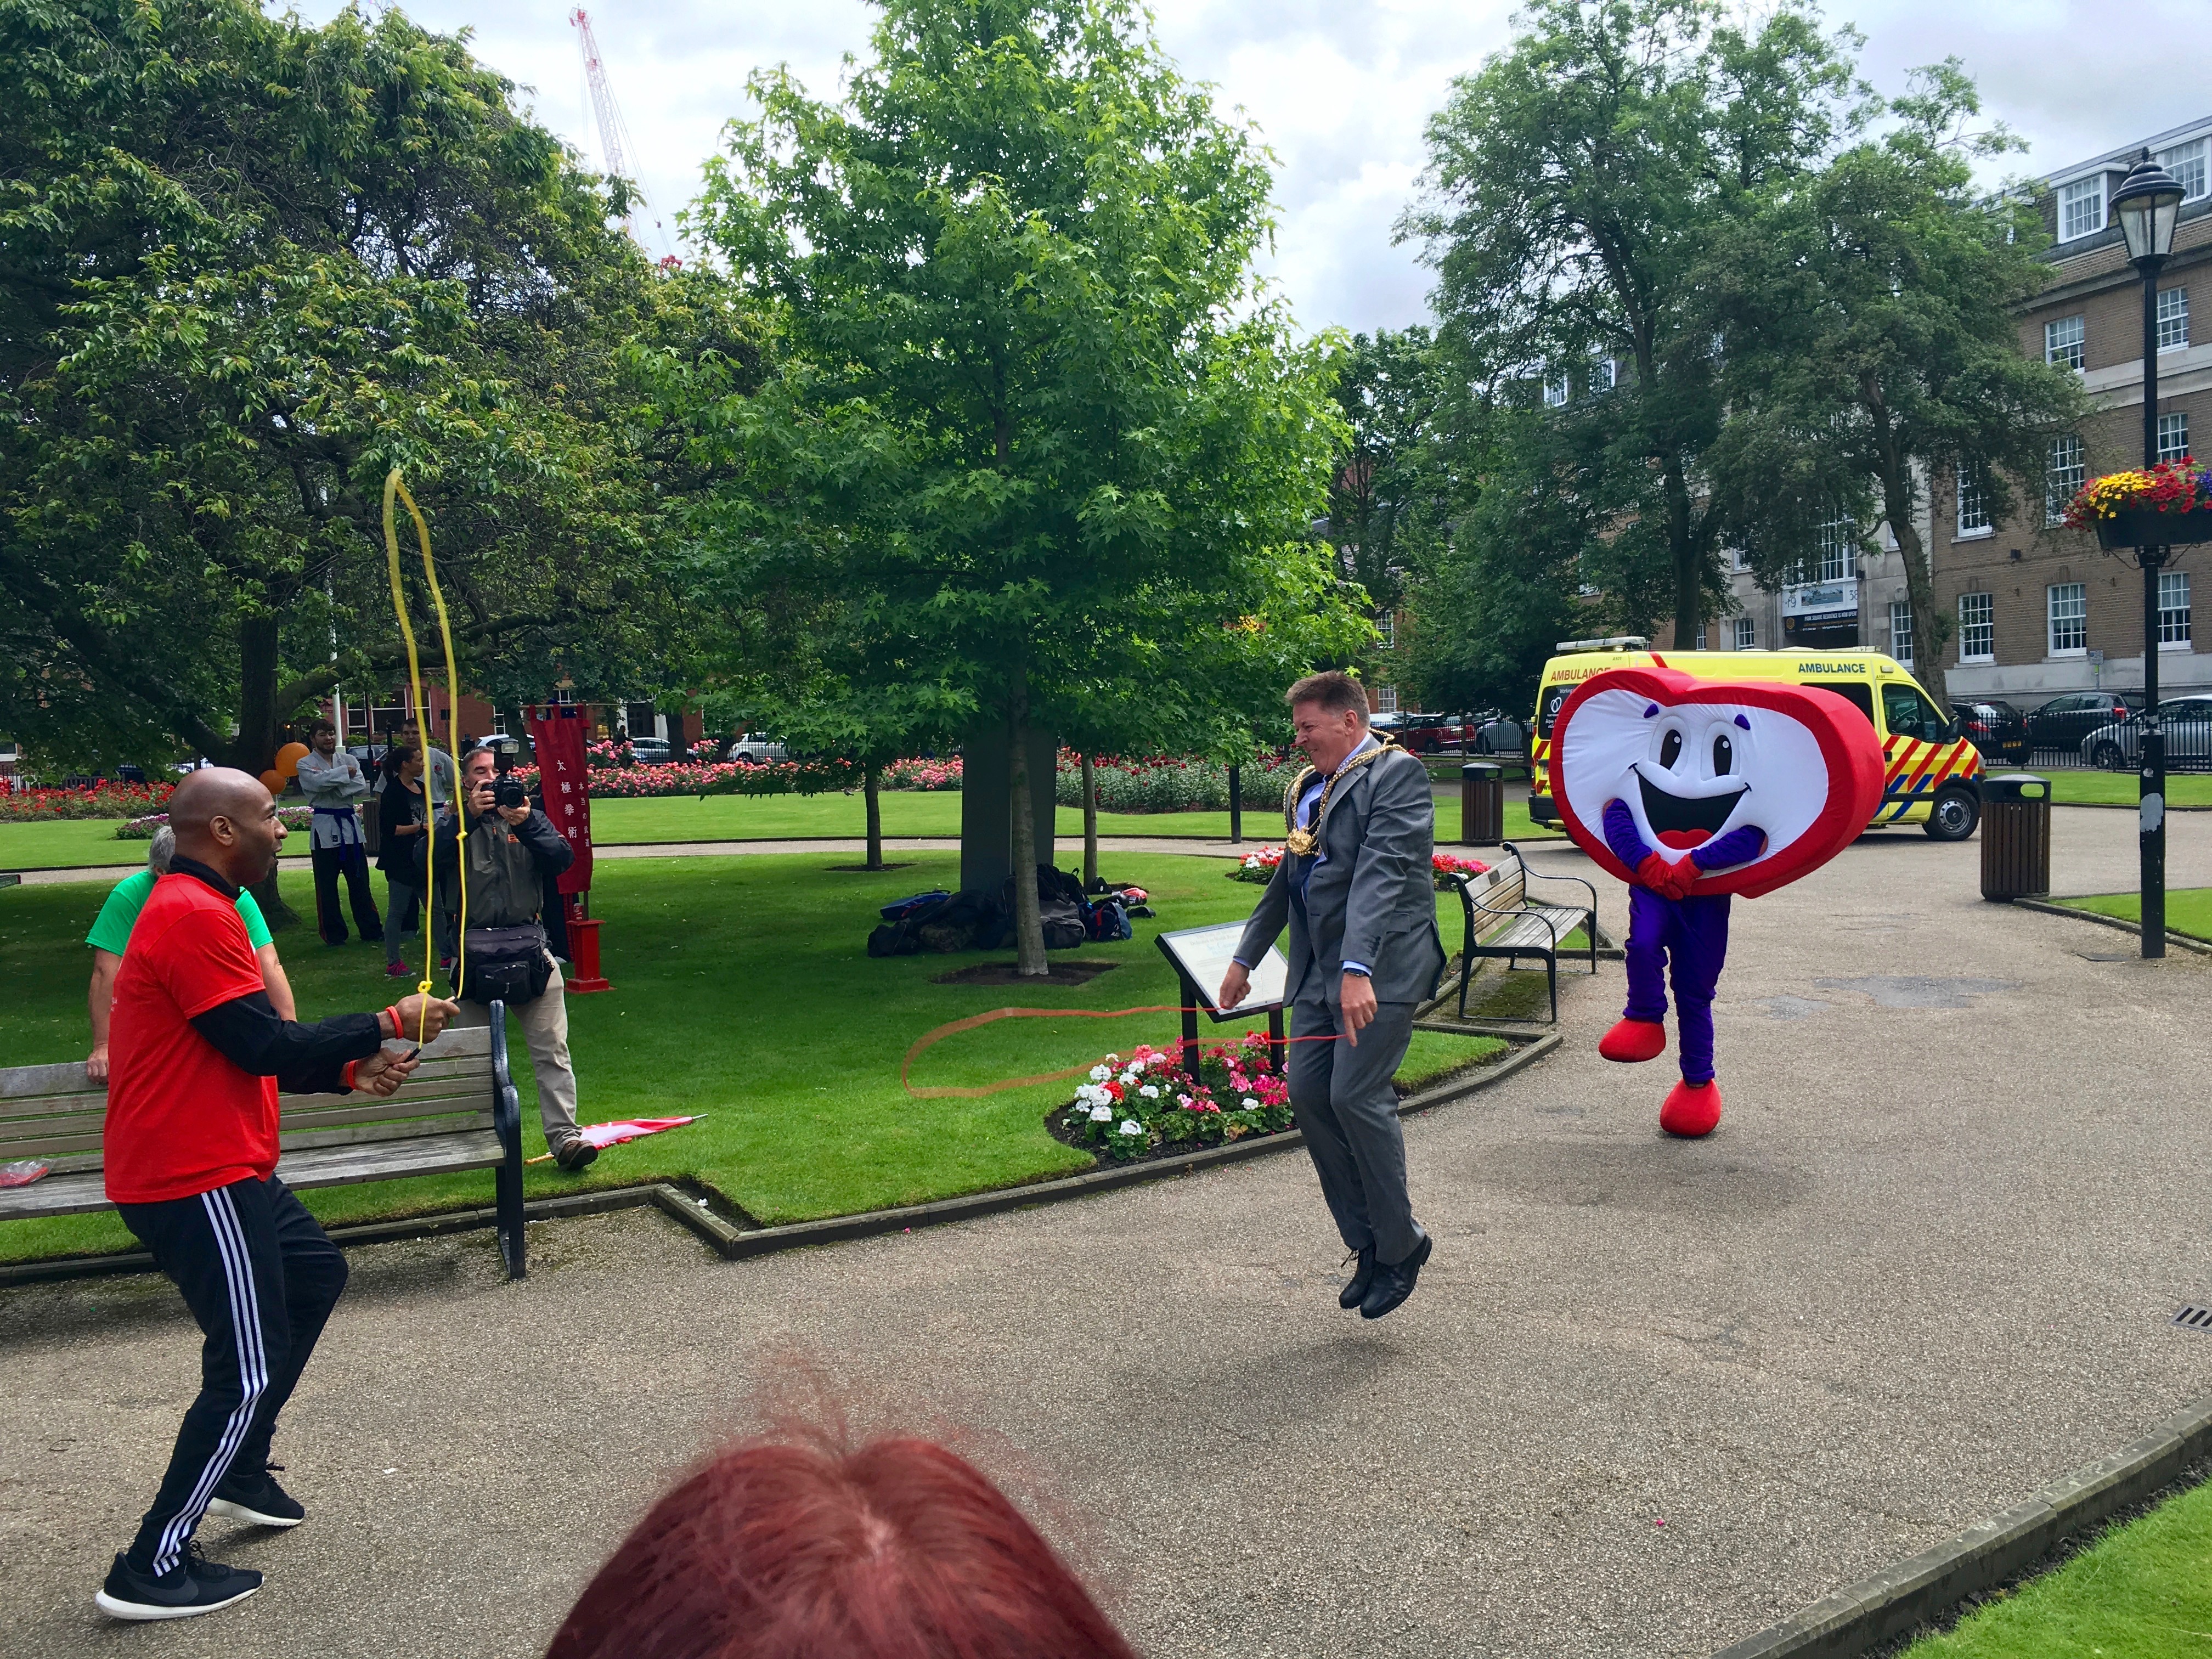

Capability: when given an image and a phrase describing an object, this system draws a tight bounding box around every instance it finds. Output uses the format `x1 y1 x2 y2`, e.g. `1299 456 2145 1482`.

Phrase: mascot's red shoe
1599 1018 1667 1063
1659 1079 1722 1138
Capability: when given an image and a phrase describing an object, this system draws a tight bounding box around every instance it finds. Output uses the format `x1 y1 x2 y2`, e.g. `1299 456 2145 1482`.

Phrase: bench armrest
1500 841 1598 918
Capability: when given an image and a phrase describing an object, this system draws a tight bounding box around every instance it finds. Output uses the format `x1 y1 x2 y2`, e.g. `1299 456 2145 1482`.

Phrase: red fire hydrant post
563 893 613 994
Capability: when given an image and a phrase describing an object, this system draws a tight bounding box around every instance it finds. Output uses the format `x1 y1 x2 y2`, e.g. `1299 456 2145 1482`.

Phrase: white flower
1104 1053 1120 1065
1138 1085 1160 1099
1118 1119 1143 1136
1242 1097 1260 1111
1119 1068 1141 1086
1089 1104 1114 1122
1088 1065 1110 1082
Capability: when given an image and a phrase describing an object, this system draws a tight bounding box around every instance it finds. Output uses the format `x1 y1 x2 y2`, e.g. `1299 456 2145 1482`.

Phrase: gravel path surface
5 808 2210 1656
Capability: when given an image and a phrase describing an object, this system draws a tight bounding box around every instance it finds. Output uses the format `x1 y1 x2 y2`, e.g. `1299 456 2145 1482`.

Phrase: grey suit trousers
1286 985 1421 1265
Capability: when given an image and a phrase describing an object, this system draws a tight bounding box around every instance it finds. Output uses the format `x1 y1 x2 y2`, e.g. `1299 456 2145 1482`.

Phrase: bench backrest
1460 854 1528 918
0 1024 496 1176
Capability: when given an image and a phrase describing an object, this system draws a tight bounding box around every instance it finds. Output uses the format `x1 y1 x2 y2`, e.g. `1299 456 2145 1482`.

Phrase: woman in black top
376 745 428 977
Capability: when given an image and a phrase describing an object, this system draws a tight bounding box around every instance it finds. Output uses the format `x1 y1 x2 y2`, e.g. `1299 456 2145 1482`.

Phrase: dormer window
2058 176 2106 242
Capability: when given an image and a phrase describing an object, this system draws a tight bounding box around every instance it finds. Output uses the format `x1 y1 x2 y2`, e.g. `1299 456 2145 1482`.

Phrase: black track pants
116 1176 348 1575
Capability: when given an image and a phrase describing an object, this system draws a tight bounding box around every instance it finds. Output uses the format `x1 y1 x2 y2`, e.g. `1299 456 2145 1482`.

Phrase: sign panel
1155 922 1288 1021
525 704 594 895
1782 580 1859 622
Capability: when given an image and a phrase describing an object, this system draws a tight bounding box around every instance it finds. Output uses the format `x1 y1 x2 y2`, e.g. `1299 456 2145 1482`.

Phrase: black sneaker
552 1136 599 1171
96 1546 262 1621
208 1465 304 1528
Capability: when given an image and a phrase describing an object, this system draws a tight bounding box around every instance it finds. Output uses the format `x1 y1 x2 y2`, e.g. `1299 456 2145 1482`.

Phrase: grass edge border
1711 1385 2212 1659
2010 895 2212 955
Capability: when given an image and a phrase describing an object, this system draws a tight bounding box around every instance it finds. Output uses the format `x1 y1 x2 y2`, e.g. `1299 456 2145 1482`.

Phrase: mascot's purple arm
1600 799 1767 1085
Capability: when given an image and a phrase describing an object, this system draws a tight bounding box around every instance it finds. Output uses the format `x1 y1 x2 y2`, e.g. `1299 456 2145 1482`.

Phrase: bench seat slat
280 1114 494 1153
0 1025 493 1106
277 1094 491 1132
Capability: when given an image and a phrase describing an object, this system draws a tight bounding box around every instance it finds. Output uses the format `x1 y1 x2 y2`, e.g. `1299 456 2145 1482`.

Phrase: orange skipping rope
899 1005 1341 1100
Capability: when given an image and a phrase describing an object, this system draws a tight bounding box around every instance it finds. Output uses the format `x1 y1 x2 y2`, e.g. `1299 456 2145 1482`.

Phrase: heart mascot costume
1548 665 1883 1138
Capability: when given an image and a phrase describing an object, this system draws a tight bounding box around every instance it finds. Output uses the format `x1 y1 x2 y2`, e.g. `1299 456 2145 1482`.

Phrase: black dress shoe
1338 1245 1377 1310
1359 1231 1434 1321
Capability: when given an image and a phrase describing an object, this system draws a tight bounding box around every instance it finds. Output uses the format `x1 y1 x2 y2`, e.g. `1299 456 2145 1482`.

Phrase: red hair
547 1430 1137 1659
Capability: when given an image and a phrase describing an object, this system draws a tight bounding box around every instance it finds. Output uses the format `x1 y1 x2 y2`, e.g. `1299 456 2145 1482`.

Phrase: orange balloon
274 741 310 778
259 769 285 794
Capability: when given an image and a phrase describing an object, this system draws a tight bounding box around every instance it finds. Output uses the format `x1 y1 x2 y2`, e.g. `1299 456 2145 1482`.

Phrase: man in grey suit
1218 671 1448 1320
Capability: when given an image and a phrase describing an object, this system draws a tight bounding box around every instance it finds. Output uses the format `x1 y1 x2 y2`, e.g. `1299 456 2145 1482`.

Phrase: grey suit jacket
1235 744 1448 1007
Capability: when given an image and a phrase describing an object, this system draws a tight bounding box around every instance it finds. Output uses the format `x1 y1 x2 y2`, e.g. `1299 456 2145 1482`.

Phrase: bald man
94 769 458 1623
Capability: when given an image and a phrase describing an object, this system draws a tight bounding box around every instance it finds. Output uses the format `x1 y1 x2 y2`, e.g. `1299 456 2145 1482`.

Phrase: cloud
292 1 2208 334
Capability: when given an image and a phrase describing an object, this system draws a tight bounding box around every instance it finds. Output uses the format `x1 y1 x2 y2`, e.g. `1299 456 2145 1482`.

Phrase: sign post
1153 922 1289 1074
526 704 611 992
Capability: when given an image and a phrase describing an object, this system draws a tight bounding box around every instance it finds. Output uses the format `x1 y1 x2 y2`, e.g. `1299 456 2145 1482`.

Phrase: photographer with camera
422 743 597 1170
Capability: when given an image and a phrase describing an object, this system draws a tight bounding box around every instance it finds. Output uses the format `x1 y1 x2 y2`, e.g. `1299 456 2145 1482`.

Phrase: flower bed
1058 750 1304 814
883 757 962 790
1052 1037 1295 1162
1228 845 1488 889
0 780 174 822
116 806 312 840
506 757 865 800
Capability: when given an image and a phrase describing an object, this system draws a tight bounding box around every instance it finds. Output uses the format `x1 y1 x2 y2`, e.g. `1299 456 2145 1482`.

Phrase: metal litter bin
1462 761 1504 848
1979 774 2050 901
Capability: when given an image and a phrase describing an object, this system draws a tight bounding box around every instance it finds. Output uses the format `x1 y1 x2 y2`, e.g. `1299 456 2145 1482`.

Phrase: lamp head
2111 148 2185 266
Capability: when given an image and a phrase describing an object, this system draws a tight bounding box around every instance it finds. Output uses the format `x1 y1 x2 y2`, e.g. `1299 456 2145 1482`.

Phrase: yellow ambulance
1526 637 1985 840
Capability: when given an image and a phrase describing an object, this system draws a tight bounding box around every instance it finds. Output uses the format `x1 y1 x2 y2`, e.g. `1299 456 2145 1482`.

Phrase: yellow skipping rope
382 468 467 1037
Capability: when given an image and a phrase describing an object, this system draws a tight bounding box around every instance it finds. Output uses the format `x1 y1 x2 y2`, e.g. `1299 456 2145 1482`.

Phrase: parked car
1471 715 1528 755
1368 711 1407 739
2080 697 2212 771
2025 690 2145 753
1946 699 2029 764
1394 712 1457 753
627 736 674 765
724 732 789 764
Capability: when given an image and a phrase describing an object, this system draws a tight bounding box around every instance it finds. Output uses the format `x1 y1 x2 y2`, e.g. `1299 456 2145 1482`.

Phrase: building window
1375 611 1396 649
2157 286 2190 352
1731 545 1751 571
1374 685 1398 714
1889 600 1914 664
1694 624 1708 649
2157 411 2190 465
1956 469 1991 536
1814 512 1854 580
1959 592 1994 663
1733 617 1756 650
2047 582 2087 655
1542 371 1568 408
2058 177 2104 242
2046 435 2085 523
1590 355 1616 393
491 710 508 736
2159 137 2209 201
2044 314 2085 370
2161 570 2193 646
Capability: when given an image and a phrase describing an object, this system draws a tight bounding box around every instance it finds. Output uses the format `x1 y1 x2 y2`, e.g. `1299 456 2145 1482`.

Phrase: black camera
492 776 529 810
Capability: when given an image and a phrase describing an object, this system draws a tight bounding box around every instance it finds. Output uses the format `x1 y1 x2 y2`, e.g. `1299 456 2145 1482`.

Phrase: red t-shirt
104 873 279 1205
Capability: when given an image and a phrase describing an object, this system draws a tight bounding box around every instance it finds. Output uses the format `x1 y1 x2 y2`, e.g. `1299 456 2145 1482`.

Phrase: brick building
1933 120 2210 704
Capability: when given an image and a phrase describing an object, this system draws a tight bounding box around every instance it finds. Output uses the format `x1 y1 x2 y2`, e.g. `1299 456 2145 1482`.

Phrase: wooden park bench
0 1014 528 1279
1444 844 1598 1024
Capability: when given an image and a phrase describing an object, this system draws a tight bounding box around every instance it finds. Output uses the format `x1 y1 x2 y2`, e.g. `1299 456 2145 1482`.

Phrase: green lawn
2045 771 2212 807
2053 888 2212 941
0 790 1560 870
0 852 1502 1263
1900 1477 2212 1658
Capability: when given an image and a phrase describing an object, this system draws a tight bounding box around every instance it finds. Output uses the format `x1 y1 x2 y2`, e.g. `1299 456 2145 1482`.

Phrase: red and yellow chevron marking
1878 736 1982 821
1531 735 1552 800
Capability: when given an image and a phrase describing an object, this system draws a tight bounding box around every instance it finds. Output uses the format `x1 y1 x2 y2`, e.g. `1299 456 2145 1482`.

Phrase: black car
1947 699 2029 764
2025 690 2145 753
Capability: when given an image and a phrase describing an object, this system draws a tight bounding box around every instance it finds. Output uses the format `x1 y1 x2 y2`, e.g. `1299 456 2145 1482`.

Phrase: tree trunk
1666 461 1702 648
1007 680 1048 977
229 613 301 931
1884 466 1946 689
1080 753 1098 888
506 702 534 763
864 764 884 871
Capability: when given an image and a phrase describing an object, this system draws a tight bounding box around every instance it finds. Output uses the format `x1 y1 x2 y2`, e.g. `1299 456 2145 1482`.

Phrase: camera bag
456 922 554 1005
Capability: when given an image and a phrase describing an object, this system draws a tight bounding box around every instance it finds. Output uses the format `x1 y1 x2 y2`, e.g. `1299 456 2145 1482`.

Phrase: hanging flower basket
2063 460 2212 547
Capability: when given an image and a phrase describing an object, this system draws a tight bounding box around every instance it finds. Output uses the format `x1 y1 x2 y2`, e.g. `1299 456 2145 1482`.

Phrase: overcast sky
295 0 2209 336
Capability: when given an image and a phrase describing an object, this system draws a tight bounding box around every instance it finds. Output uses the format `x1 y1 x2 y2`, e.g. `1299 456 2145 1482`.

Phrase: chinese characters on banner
524 704 594 895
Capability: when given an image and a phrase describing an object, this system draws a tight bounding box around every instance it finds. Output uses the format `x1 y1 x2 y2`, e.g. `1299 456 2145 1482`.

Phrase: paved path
5 811 2211 1656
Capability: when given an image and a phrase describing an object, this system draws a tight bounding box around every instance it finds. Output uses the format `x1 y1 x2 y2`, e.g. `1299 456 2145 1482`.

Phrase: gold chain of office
1280 742 1395 857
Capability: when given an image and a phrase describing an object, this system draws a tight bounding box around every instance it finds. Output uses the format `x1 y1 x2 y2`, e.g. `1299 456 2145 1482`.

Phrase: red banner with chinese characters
526 705 594 895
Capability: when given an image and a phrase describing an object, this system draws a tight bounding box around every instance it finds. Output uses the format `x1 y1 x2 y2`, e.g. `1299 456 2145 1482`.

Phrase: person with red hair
548 1428 1136 1659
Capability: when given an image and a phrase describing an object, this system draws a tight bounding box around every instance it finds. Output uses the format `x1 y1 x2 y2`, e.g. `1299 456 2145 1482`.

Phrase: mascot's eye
1712 733 1734 775
1658 730 1683 769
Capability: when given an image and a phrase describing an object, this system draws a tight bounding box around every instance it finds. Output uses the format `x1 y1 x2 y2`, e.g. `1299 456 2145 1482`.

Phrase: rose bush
507 757 865 799
0 780 174 822
116 806 312 840
883 757 963 790
1058 1036 1294 1161
1057 749 1304 814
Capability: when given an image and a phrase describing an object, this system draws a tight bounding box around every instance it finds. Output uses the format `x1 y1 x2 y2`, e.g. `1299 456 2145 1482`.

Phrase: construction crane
569 8 675 263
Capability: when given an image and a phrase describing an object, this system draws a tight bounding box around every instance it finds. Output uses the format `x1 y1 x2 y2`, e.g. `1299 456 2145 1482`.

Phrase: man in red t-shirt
94 769 458 1623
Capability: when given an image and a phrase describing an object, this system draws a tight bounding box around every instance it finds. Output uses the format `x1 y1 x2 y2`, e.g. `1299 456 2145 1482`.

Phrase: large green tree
0 0 710 802
1401 0 1861 646
686 0 1359 974
1701 63 2086 676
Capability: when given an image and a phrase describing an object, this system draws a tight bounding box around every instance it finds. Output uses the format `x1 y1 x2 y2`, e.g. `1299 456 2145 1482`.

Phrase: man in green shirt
86 826 296 1081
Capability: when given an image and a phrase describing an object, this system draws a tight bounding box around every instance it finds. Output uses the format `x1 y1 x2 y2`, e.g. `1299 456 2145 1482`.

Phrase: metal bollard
1979 774 2051 901
1462 761 1504 848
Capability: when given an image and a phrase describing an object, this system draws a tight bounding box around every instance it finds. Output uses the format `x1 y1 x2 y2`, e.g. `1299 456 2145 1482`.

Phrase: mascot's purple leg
1622 885 1673 1025
1664 894 1732 1084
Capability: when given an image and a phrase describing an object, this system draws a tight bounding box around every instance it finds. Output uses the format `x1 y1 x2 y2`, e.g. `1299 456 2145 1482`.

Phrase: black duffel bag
456 922 554 1005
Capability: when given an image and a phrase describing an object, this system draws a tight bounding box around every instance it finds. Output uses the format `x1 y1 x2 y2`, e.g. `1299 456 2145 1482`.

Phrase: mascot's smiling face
1550 665 1886 899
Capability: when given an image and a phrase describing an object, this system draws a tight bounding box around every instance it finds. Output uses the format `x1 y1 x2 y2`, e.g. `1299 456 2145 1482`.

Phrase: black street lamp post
2109 150 2187 959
